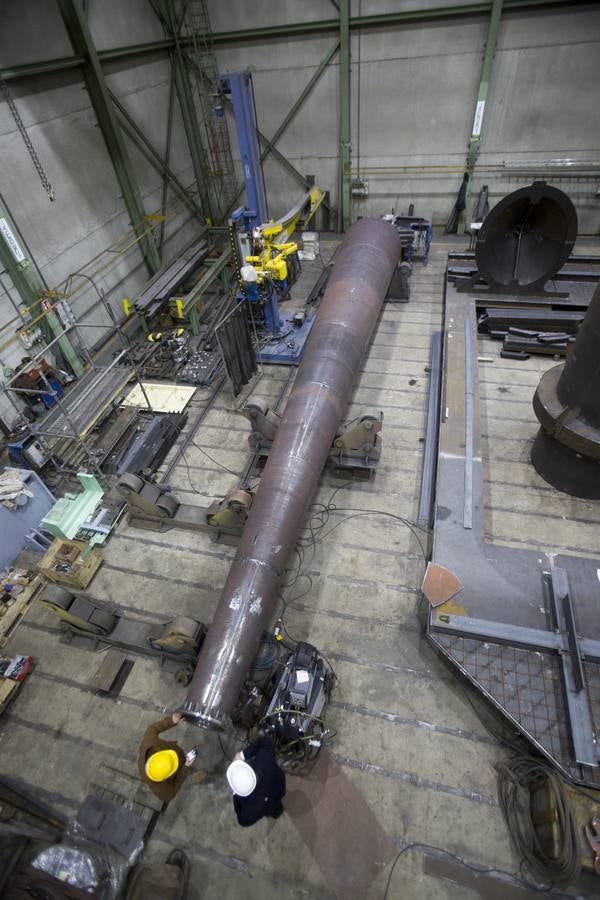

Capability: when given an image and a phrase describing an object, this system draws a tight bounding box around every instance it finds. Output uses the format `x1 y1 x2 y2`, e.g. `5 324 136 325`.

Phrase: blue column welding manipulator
219 71 268 228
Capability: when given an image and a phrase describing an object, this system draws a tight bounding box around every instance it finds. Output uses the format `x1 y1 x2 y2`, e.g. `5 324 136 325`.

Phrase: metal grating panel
434 634 600 786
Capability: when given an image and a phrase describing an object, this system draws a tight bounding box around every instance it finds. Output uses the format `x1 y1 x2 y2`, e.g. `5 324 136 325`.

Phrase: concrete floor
2 238 600 898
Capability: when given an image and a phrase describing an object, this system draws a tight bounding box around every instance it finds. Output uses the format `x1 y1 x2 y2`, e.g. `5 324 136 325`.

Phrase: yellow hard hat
145 749 180 782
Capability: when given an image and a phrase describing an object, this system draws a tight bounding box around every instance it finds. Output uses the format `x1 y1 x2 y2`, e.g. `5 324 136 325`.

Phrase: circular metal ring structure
475 181 577 293
532 283 600 498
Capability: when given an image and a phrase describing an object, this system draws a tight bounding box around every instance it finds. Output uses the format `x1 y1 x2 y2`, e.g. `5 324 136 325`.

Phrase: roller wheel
88 608 116 635
156 494 178 517
117 473 144 496
360 415 380 434
245 400 268 418
42 584 75 611
175 667 193 686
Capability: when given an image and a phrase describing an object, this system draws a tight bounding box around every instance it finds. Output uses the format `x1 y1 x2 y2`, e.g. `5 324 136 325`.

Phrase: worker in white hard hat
226 735 286 827
137 712 206 805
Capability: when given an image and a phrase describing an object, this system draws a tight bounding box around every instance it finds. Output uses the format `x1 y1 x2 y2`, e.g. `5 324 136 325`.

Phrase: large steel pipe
182 218 401 729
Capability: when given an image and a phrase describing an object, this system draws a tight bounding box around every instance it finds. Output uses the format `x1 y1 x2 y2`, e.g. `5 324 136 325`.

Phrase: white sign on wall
472 100 486 138
0 218 25 262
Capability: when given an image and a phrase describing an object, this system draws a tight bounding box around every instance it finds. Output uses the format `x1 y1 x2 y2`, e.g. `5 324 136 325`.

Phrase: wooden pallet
37 539 103 589
0 669 31 717
0 576 42 648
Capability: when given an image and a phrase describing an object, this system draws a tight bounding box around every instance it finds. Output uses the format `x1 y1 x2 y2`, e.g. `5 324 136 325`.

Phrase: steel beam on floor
56 0 161 276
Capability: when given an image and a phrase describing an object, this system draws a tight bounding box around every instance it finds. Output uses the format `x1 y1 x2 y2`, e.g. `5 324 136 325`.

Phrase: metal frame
0 2 560 81
181 244 232 334
435 571 600 768
0 198 83 376
1 0 588 80
426 272 600 785
3 288 153 478
214 296 263 407
154 0 214 222
56 0 161 276
158 50 177 255
108 88 204 222
1 0 586 243
220 72 268 225
339 0 351 231
181 41 339 223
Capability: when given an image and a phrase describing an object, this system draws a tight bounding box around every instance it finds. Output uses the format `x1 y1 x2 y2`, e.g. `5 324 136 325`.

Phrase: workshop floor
2 238 600 899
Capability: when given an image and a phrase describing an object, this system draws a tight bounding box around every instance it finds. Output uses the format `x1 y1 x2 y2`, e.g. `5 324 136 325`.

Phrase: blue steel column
220 72 268 225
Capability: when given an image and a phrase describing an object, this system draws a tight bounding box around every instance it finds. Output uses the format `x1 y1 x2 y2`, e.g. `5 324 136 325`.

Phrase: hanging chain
0 76 55 201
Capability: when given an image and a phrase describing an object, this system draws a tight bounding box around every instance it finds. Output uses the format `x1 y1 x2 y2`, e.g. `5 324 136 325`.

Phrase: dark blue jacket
233 737 286 827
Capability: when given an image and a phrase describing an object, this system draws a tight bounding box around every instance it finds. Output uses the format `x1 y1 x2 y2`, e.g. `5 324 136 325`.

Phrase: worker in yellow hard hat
137 712 205 804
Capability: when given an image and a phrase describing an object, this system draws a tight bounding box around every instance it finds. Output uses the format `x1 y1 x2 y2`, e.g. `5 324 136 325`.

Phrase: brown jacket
138 715 188 804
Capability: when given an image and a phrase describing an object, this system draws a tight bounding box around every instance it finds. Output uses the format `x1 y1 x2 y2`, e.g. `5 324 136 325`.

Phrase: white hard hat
226 759 257 797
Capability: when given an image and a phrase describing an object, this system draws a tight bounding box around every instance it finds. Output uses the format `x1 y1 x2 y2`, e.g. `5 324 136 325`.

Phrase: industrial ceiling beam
0 200 83 375
209 0 593 42
159 54 177 255
56 0 161 276
108 87 204 221
458 0 504 234
0 0 591 82
154 0 214 224
339 0 351 232
263 40 339 160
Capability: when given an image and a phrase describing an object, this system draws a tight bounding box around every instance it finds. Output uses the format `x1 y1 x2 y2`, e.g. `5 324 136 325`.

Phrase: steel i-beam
458 0 503 234
339 0 352 231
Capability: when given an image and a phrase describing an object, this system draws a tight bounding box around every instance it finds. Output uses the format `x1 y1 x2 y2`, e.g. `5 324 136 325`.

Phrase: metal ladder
176 0 238 221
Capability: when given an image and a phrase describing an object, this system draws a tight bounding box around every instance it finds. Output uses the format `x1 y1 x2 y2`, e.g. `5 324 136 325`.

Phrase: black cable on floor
495 756 581 886
381 841 555 900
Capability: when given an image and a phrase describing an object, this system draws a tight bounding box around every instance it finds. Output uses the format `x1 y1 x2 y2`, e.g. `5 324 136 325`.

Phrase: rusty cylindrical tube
532 282 600 498
182 218 401 729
